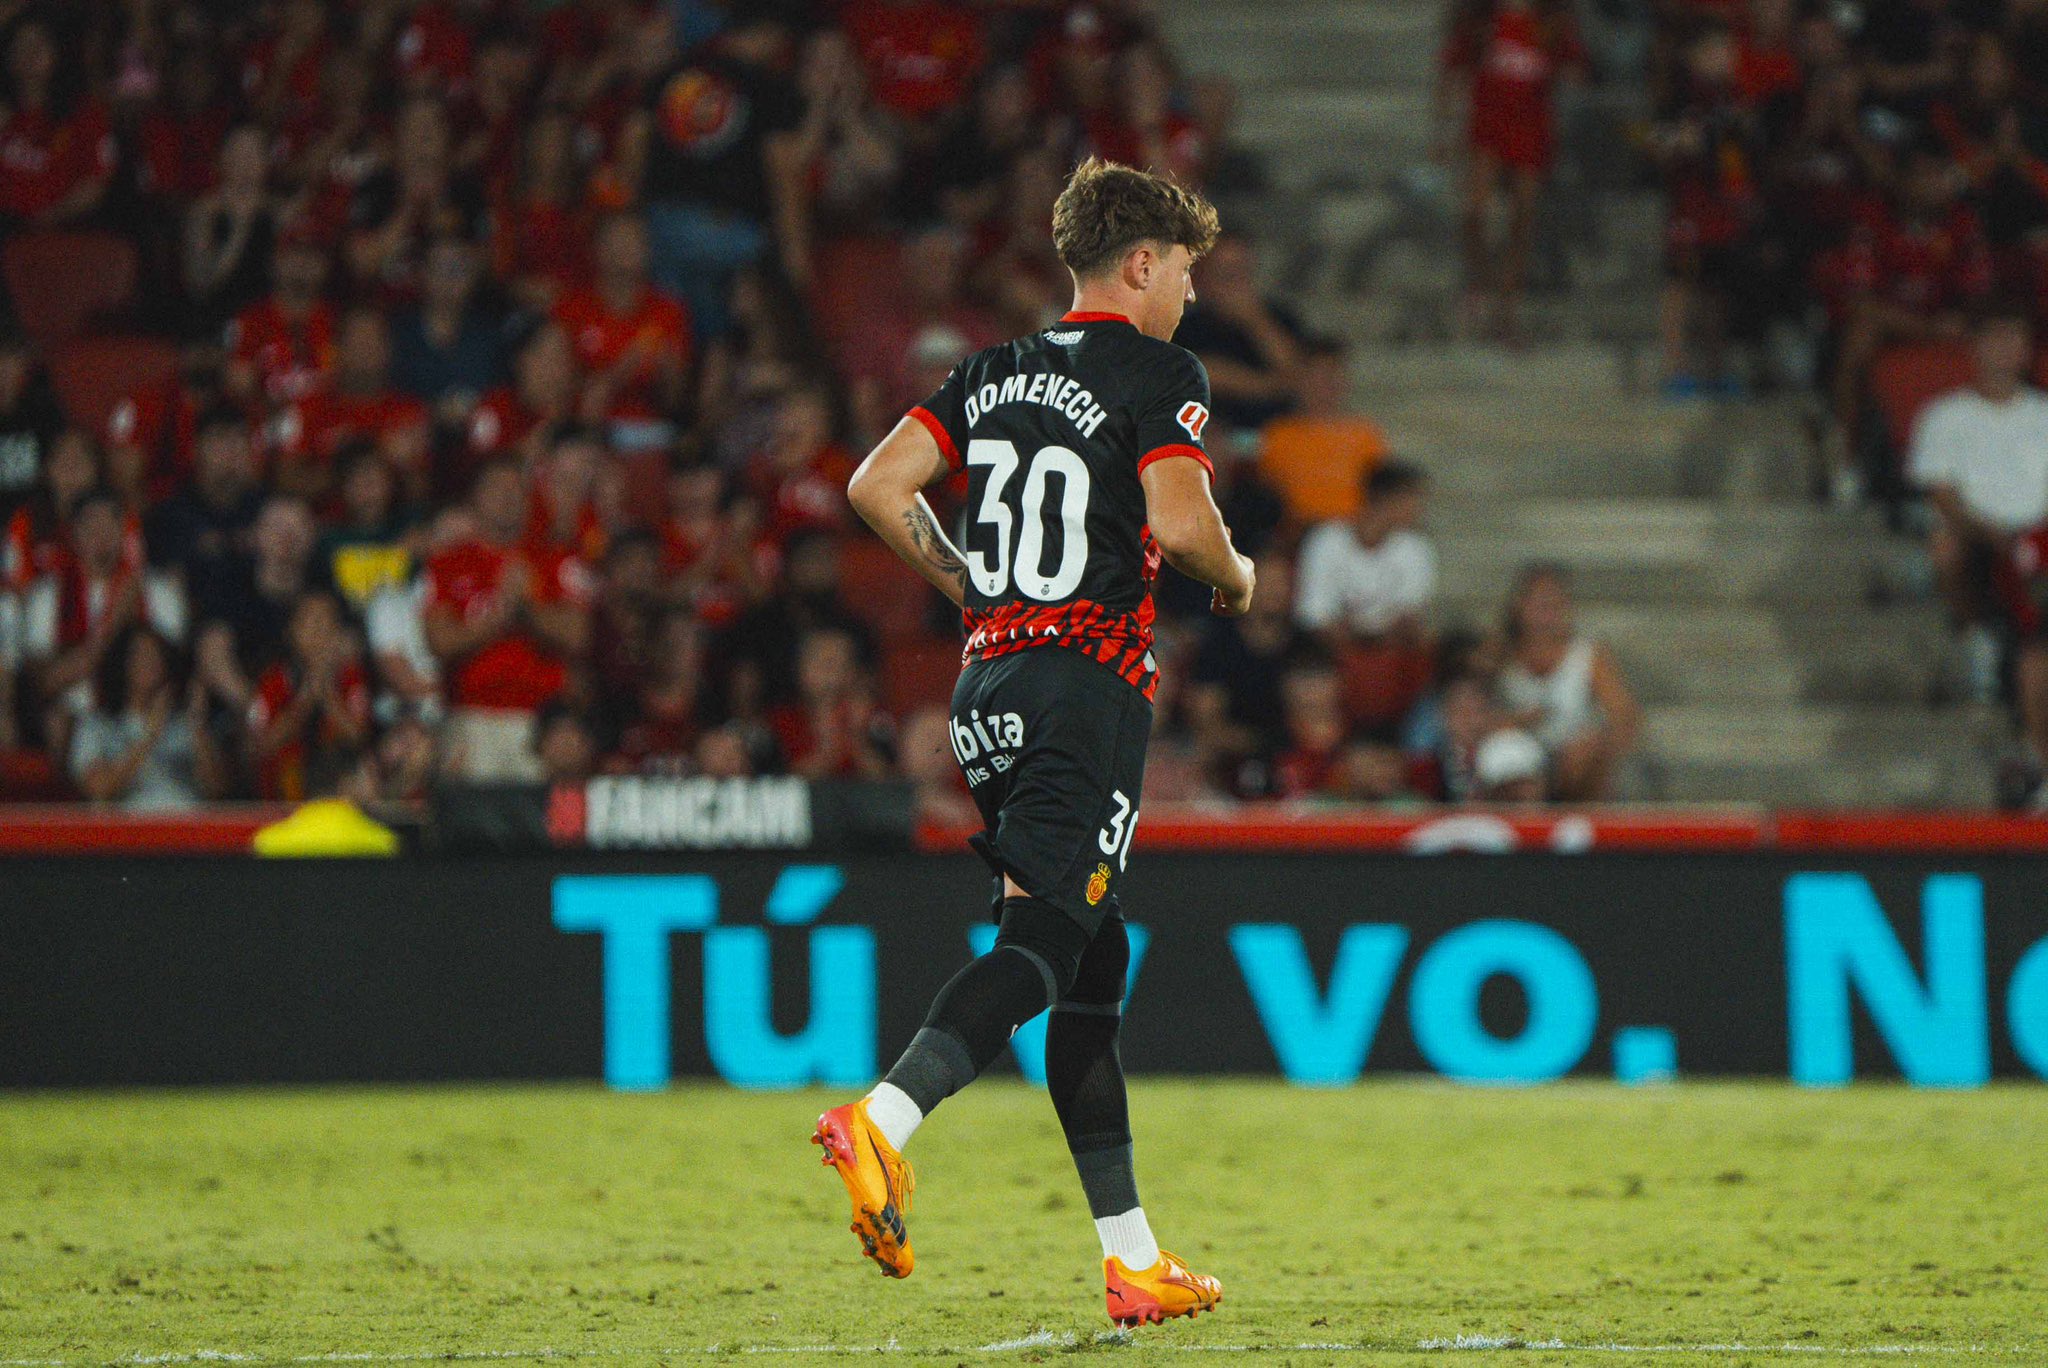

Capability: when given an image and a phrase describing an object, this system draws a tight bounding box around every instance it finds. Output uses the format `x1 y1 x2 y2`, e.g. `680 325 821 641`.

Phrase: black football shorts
950 646 1153 936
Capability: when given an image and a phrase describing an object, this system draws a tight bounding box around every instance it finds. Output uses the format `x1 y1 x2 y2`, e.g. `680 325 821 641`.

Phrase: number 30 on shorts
1098 789 1139 871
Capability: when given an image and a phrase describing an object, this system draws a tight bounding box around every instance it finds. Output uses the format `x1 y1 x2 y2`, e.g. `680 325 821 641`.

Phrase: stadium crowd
1632 0 2048 794
0 0 1647 817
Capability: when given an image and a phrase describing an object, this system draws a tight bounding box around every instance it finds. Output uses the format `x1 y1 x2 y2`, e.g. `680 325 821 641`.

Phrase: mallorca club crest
1086 862 1112 906
1176 401 1210 442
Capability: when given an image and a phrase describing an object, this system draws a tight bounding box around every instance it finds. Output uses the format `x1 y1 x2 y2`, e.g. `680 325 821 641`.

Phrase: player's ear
1121 244 1154 293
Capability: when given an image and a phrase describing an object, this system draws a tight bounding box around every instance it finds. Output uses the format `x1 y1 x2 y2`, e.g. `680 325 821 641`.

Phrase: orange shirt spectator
1261 419 1388 525
1258 338 1387 523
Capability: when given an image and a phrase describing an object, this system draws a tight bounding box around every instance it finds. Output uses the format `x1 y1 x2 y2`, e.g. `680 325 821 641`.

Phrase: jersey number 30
965 439 1091 601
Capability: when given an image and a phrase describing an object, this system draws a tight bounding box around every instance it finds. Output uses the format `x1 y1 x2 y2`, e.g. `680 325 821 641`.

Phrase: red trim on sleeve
1137 443 1214 479
907 405 962 470
1059 311 1132 324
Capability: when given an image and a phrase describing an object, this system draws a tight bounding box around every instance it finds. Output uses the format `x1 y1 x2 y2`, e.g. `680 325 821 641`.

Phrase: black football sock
1047 1007 1139 1217
1046 914 1139 1218
881 896 1087 1116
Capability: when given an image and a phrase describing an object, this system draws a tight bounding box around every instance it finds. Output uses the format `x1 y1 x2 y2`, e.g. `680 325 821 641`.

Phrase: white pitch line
0 1338 2024 1366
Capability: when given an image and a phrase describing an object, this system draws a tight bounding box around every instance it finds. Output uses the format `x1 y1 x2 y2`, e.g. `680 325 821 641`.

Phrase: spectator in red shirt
748 383 854 546
1821 142 1997 501
766 624 894 779
608 605 708 775
137 43 236 208
19 487 186 750
1736 0 1803 107
424 460 592 782
227 230 337 410
246 587 371 801
277 48 385 240
838 0 985 126
1270 657 1348 799
1085 42 1208 188
552 213 693 426
0 16 114 227
527 425 610 565
274 308 432 505
463 323 579 487
393 0 477 101
659 456 761 623
451 26 534 202
491 110 592 314
241 0 332 127
1651 22 1765 394
3 425 100 592
1437 0 1586 344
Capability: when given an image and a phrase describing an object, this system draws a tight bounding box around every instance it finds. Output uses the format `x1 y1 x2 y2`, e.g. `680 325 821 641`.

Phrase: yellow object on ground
252 799 400 857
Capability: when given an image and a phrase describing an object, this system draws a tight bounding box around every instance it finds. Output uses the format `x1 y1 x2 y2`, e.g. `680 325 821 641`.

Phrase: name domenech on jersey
962 370 1109 439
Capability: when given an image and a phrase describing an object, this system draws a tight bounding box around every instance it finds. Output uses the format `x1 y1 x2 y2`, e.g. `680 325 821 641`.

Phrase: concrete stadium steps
1428 499 1883 602
1163 0 2000 806
1645 704 2001 807
1357 398 1742 500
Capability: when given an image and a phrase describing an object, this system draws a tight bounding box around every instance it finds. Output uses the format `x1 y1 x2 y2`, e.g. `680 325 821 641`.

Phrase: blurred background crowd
0 0 2040 816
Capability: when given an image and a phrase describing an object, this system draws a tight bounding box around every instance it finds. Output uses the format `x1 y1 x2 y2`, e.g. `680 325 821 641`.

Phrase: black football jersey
909 311 1214 700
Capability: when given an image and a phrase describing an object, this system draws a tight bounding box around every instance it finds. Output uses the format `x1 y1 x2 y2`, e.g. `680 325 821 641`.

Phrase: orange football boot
811 1100 915 1278
1103 1250 1222 1326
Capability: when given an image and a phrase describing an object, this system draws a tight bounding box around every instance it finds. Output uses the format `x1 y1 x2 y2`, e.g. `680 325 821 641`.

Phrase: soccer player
812 158 1254 1326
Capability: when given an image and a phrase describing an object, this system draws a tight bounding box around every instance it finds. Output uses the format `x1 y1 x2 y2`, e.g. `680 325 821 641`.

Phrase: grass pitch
0 1081 2042 1367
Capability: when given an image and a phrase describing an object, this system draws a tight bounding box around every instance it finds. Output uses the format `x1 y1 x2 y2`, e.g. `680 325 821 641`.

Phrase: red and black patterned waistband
961 599 1158 701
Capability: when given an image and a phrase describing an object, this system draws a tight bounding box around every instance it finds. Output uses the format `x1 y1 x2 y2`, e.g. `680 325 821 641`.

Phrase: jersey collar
1059 310 1132 325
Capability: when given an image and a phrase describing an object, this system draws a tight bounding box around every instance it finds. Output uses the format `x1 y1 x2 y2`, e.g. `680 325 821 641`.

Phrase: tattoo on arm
903 502 967 591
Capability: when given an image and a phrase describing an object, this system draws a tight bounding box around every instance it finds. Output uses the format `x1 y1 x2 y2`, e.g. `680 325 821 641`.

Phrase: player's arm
1141 456 1255 616
847 417 968 609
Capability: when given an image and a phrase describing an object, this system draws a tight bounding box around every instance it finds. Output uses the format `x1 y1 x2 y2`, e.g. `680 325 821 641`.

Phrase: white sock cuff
863 1082 924 1151
1095 1206 1160 1270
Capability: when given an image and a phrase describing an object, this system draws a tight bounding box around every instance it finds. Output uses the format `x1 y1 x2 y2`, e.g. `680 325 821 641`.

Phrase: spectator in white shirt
1495 562 1641 801
71 623 226 810
1295 461 1436 642
1908 301 2048 701
19 489 185 756
1293 460 1437 730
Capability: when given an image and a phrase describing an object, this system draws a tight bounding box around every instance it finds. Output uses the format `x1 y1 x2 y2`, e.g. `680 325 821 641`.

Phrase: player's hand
1211 557 1256 617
